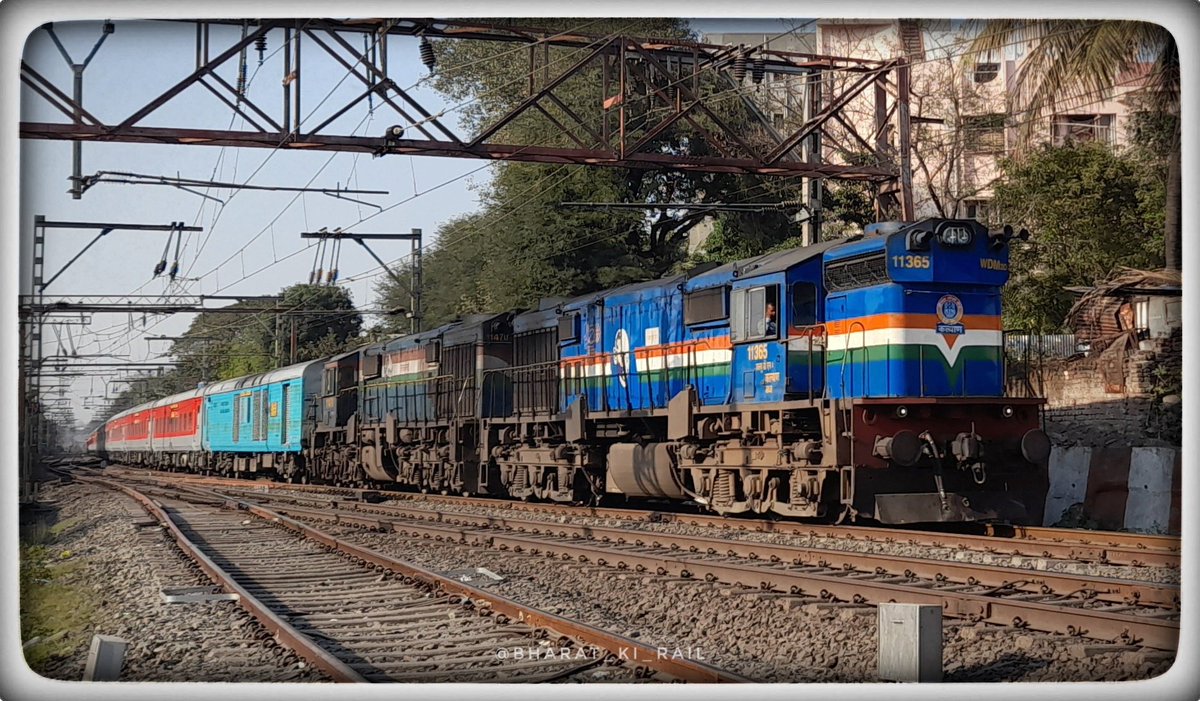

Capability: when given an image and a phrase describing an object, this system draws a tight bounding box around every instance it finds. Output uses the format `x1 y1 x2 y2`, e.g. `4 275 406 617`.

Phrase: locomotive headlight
940 225 973 246
895 405 909 419
1001 405 1015 418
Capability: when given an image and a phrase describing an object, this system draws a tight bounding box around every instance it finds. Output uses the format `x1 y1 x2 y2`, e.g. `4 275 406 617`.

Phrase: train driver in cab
759 302 778 337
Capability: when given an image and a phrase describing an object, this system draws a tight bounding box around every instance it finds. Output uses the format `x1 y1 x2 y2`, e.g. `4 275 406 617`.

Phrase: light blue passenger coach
202 359 324 474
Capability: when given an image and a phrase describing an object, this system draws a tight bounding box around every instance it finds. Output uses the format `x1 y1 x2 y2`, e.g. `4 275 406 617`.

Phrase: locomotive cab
821 219 1050 523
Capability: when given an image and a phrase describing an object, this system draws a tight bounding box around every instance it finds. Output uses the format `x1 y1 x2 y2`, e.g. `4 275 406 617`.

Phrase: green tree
273 284 363 365
993 143 1164 331
971 20 1180 269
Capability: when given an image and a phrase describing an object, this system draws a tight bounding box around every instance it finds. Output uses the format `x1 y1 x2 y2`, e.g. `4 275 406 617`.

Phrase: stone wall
1007 329 1181 448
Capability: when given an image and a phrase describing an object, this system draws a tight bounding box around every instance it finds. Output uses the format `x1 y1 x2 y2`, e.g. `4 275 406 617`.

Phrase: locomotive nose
1020 429 1051 464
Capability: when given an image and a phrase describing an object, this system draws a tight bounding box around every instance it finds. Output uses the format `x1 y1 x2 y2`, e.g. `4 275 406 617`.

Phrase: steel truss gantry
20 18 914 219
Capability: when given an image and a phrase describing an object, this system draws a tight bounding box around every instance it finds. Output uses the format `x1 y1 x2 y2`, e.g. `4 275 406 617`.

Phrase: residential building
704 20 1154 226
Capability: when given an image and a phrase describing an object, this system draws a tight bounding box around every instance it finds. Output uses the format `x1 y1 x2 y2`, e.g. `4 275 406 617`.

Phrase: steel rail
79 476 368 682
84 471 748 683
229 500 748 683
224 495 1179 651
479 533 1181 651
243 497 1179 610
263 485 1182 568
103 468 1181 567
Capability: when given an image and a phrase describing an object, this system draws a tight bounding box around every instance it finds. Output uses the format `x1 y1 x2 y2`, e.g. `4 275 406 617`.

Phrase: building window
772 112 785 130
973 62 1000 84
1052 114 1114 146
964 199 991 223
963 113 1006 153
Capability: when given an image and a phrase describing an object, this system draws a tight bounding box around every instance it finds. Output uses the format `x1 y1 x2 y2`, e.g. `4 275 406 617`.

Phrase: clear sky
20 18 799 427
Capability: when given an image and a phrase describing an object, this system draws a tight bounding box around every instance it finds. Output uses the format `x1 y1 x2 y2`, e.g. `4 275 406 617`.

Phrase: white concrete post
877 603 942 682
82 634 128 681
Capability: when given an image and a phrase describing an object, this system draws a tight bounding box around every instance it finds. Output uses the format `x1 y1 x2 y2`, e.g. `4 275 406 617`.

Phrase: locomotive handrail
839 320 867 398
789 323 827 402
483 360 561 418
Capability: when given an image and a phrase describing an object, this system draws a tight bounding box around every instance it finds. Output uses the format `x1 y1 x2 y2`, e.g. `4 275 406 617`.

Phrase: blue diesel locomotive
89 218 1050 525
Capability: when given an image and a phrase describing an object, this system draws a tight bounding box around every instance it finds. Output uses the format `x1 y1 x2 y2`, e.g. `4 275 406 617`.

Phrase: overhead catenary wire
72 18 634 358
75 19 666 359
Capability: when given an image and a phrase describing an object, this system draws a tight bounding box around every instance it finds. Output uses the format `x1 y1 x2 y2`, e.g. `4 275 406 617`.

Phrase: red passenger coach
102 389 205 467
148 392 204 468
105 408 151 453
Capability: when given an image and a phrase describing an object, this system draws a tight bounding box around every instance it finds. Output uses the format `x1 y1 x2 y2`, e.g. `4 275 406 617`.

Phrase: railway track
74 472 747 683
103 466 1181 569
142 478 1180 653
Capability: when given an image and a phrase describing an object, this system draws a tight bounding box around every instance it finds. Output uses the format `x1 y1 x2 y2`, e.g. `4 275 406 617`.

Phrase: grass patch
21 541 95 675
48 517 82 538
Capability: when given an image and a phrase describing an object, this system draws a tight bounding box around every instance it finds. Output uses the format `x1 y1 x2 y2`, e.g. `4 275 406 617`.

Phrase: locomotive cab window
322 367 337 396
790 283 818 328
730 284 779 342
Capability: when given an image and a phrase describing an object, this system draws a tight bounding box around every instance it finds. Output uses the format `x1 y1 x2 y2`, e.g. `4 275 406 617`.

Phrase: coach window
790 283 818 329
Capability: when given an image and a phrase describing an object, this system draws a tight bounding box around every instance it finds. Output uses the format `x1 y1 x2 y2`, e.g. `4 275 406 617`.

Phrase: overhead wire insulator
153 226 173 277
255 34 267 66
751 55 765 85
169 224 182 281
732 45 747 83
236 22 248 98
419 36 436 72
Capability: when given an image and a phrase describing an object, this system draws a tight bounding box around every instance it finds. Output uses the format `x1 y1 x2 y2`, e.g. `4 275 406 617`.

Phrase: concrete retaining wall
1043 446 1181 534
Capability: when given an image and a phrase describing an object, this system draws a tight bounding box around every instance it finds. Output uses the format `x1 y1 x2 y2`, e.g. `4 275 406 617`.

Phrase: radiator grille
824 252 890 292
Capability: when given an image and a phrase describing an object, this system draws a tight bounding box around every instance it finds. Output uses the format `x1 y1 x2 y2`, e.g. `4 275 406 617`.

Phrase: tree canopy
994 141 1165 332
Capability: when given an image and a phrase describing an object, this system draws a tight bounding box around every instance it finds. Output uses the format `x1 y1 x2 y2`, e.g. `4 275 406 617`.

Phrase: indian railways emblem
935 294 965 336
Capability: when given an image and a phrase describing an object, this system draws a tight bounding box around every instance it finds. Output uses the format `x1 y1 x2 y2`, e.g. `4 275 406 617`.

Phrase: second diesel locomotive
90 218 1051 525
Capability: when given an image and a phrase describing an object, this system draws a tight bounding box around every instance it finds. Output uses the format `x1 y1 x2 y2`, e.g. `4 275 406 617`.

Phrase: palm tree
970 21 1180 270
